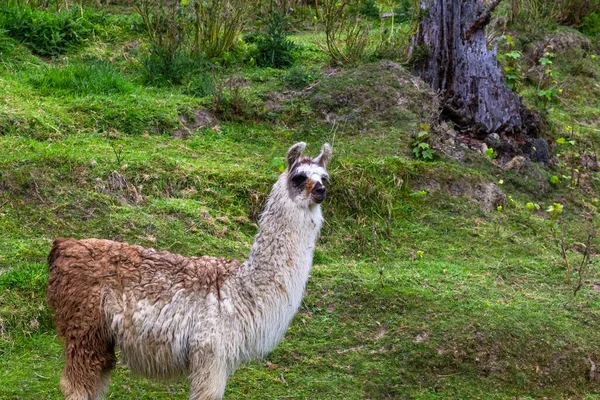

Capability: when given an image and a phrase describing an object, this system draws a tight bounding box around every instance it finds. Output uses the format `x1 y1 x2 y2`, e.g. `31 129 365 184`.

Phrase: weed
497 35 523 91
0 28 16 57
581 11 600 37
183 69 215 97
411 123 435 161
282 65 318 89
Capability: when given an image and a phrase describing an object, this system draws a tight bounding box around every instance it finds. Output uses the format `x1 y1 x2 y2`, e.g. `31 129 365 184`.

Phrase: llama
47 142 332 400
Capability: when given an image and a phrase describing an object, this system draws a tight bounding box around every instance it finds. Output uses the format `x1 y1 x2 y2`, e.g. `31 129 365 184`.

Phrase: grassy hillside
1 3 600 399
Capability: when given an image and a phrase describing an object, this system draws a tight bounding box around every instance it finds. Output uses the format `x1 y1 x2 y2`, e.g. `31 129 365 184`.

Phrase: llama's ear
286 142 306 169
314 143 332 168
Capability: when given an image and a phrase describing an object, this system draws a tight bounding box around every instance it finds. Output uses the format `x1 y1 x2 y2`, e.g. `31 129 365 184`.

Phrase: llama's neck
245 174 323 289
228 174 323 363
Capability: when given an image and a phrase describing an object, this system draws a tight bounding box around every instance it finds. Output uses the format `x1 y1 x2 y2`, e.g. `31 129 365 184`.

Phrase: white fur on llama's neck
222 171 323 367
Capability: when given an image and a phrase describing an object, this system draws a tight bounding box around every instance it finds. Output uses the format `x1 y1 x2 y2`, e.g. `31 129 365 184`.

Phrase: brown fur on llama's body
47 142 332 400
48 239 241 392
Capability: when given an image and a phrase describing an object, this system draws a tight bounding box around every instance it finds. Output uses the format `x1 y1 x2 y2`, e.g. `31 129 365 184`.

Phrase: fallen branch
465 0 503 40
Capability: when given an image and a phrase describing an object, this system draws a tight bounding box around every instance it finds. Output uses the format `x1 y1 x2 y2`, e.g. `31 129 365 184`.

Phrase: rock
522 138 550 163
414 176 505 213
474 183 506 212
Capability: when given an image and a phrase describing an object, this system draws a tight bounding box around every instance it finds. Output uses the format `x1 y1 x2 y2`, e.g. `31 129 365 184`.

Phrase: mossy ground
1 5 600 400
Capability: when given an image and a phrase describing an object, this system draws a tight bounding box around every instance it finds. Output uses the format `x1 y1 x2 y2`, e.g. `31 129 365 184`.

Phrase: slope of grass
1 5 600 400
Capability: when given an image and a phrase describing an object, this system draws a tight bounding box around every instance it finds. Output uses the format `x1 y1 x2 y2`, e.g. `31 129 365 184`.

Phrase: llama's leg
189 351 228 400
60 331 115 400
94 344 116 400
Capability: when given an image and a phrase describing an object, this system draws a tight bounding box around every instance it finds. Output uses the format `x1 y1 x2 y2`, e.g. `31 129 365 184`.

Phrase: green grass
1 4 600 400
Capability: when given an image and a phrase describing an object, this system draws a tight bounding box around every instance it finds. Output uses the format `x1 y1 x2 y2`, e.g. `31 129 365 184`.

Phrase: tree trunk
409 0 542 145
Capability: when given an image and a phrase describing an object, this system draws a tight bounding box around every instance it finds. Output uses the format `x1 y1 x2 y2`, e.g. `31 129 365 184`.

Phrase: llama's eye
321 176 329 185
292 175 307 186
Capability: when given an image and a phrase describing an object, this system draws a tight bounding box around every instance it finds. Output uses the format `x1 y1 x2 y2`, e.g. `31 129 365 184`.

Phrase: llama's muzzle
312 182 326 203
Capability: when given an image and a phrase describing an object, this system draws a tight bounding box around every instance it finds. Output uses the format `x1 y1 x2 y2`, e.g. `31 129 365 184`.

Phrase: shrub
134 0 247 82
581 11 600 37
319 0 371 64
141 46 209 86
283 65 318 89
358 0 380 19
253 11 298 69
0 7 96 56
193 0 249 60
184 69 215 97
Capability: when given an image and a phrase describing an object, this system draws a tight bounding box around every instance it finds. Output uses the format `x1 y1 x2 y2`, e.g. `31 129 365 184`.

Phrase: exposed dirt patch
173 109 216 139
94 171 143 204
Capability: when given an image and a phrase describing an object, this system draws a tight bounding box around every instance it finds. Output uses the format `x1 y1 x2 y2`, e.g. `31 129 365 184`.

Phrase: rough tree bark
409 0 545 160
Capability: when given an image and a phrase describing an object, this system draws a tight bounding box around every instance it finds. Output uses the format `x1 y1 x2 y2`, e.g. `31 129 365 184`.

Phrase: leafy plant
485 147 498 159
497 35 523 91
253 10 298 68
546 202 564 221
358 0 380 19
411 123 436 161
282 65 318 89
141 46 209 85
535 49 561 106
183 69 215 97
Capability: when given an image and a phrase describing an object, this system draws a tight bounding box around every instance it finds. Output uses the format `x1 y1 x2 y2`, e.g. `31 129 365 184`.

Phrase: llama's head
285 142 332 207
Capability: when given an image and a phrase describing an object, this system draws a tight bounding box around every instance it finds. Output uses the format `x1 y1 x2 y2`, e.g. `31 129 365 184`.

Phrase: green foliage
28 61 136 96
546 202 564 220
580 11 600 37
0 28 16 57
393 0 417 23
141 46 210 86
411 123 435 161
135 0 247 82
358 0 380 19
183 69 215 97
193 0 249 60
509 0 600 28
282 65 318 89
535 49 561 106
0 7 98 56
497 35 523 91
485 147 498 159
319 0 371 64
549 175 560 185
252 11 298 69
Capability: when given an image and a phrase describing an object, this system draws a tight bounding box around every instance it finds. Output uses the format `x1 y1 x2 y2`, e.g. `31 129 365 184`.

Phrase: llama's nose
312 182 326 202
